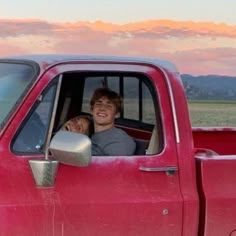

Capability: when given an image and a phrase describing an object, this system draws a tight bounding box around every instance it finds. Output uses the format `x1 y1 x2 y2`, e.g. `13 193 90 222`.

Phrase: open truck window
81 73 163 154
11 71 163 155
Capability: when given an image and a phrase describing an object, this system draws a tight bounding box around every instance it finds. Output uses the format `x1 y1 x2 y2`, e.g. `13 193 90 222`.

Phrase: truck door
1 62 183 236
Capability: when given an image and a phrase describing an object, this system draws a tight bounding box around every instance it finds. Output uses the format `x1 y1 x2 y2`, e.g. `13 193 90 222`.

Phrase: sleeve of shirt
91 141 105 156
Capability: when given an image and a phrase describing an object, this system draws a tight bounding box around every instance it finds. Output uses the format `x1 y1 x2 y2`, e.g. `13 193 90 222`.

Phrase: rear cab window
81 73 163 154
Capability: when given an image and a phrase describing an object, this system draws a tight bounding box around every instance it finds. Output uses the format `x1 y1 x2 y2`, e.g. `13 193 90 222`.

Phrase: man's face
91 96 118 127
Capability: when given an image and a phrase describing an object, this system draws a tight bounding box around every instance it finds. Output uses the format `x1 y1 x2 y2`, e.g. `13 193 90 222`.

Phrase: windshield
0 62 38 128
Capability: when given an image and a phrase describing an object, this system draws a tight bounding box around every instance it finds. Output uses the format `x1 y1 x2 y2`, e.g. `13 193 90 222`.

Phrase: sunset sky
0 0 236 76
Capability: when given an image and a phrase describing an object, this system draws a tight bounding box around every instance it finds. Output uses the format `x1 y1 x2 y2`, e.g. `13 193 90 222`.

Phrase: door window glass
82 77 105 112
142 82 155 124
12 84 57 153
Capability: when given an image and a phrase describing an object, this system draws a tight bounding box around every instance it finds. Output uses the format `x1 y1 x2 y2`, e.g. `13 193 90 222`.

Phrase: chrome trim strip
139 166 178 176
45 74 62 159
139 166 178 172
158 69 180 143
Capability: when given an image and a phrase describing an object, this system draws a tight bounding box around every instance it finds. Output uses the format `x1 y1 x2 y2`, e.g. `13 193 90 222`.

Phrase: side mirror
49 131 92 167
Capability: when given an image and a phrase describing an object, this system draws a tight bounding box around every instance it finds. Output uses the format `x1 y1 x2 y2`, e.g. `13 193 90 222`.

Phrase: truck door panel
196 157 236 235
0 62 183 235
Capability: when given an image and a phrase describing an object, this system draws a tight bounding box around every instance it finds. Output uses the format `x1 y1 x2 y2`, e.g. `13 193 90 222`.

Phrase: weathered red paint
0 55 235 235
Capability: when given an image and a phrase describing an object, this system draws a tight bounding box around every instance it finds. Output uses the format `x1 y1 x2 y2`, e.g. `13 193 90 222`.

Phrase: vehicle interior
11 71 164 156
54 71 163 155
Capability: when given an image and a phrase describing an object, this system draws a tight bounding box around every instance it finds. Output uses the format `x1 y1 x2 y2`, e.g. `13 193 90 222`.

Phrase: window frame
11 78 59 155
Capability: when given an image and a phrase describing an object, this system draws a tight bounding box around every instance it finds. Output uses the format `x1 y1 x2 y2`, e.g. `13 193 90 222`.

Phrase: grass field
83 98 236 127
188 100 236 127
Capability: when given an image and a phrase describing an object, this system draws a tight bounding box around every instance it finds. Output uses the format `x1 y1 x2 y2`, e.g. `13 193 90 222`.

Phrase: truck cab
1 55 235 235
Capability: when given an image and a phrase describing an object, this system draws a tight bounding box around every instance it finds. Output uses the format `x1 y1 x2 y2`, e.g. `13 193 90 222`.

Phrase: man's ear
115 112 120 118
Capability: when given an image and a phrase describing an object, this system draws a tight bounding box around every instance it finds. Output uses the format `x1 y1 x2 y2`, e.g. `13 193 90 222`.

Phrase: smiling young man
90 87 136 156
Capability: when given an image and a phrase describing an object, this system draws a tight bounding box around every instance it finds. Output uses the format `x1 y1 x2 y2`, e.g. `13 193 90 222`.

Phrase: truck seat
146 126 158 155
134 126 159 155
134 138 149 155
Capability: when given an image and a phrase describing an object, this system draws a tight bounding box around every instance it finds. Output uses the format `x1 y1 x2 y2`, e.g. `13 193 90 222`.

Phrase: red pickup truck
0 55 236 236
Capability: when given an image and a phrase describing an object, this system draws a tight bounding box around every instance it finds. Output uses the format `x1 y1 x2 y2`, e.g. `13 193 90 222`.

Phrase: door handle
139 166 178 176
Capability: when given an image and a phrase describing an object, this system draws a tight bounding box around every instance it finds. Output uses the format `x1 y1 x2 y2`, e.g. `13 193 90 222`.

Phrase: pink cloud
162 48 236 75
0 18 235 75
0 42 28 56
0 19 56 37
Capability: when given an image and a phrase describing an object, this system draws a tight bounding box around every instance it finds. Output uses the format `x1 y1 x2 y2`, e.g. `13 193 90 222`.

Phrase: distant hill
181 74 236 100
83 73 236 101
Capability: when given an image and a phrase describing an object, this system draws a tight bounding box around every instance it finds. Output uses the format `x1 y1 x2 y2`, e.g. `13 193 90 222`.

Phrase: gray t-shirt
91 127 136 156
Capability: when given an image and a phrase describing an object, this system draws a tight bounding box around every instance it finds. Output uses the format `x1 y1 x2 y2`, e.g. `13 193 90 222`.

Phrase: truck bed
193 127 236 155
195 153 236 235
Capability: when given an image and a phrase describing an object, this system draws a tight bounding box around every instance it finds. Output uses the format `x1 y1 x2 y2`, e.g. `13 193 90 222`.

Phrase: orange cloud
0 18 235 75
1 19 236 38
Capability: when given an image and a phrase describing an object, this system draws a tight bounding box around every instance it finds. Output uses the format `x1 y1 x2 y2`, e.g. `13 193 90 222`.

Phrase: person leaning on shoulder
61 115 93 137
90 87 136 156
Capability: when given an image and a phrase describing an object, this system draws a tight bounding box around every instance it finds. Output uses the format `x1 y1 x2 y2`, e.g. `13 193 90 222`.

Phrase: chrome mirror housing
29 159 59 187
49 131 92 167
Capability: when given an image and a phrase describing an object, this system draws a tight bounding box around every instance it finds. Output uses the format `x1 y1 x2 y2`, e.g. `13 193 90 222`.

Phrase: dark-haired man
90 87 136 156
